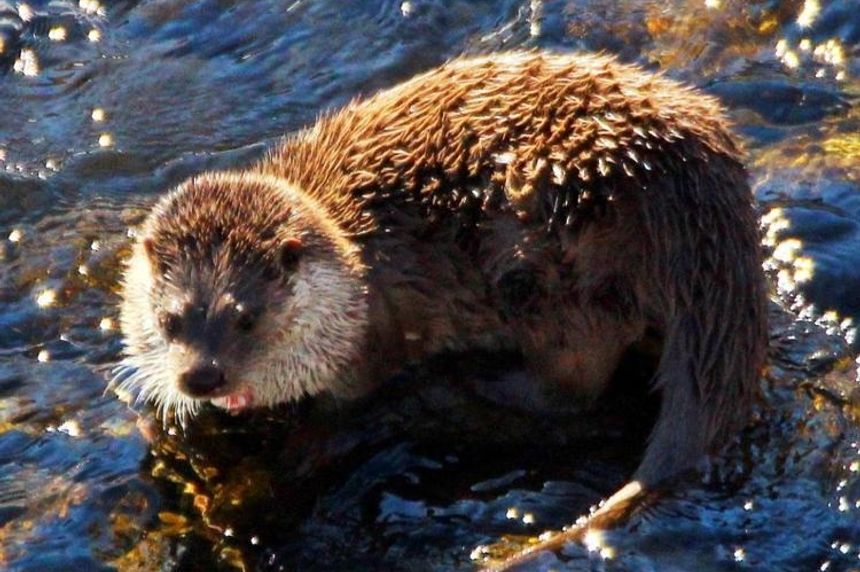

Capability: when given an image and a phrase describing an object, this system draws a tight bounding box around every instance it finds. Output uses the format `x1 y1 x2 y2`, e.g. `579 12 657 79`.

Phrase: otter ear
279 237 303 273
142 237 170 275
142 237 157 261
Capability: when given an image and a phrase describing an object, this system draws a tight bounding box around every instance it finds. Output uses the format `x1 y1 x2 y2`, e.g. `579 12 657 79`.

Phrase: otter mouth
210 387 256 412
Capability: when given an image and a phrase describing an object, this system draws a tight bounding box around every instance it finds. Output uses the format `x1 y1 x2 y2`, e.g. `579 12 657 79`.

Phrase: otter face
143 254 290 409
115 173 368 425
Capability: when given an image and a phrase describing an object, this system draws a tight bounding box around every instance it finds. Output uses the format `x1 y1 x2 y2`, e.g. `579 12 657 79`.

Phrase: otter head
116 172 369 425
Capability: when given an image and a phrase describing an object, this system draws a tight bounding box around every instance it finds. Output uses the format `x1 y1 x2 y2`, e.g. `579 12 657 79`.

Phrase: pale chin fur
112 222 369 427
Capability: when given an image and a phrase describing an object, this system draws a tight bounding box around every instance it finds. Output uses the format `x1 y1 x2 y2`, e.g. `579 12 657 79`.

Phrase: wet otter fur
116 52 768 567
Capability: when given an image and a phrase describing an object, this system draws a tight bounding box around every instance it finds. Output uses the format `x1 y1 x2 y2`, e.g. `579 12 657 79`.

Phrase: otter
115 52 767 567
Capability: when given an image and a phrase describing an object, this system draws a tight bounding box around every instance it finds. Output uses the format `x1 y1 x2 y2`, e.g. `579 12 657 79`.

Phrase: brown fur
122 51 768 565
259 51 767 484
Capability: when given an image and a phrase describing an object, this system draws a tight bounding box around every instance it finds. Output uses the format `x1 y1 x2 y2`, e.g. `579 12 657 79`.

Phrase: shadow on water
0 0 859 570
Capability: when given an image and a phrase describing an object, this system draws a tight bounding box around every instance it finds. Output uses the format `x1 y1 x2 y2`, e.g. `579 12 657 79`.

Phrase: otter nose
178 364 226 397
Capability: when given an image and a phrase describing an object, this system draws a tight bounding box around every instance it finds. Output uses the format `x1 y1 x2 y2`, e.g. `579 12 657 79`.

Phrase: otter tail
635 151 767 487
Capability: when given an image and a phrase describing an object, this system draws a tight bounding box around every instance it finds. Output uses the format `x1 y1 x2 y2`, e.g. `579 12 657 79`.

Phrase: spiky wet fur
118 52 767 491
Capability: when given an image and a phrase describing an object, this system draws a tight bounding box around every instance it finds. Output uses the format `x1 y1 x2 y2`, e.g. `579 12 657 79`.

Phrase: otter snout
178 364 227 397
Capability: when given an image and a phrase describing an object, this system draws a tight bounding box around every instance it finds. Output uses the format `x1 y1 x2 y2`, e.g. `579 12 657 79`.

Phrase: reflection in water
0 0 858 570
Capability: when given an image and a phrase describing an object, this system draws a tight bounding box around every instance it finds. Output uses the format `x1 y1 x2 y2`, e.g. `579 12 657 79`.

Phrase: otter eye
236 312 256 332
161 313 182 340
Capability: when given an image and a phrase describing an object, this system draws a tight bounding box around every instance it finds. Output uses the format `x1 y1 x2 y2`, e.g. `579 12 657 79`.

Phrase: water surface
0 0 859 570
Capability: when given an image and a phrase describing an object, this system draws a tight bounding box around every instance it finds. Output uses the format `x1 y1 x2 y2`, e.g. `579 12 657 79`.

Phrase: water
0 0 858 570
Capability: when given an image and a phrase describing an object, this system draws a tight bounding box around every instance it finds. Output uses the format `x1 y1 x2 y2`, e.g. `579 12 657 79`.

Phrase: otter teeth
212 389 254 412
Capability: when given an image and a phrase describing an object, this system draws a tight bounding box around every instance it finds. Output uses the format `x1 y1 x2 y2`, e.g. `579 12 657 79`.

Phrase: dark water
0 0 859 570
